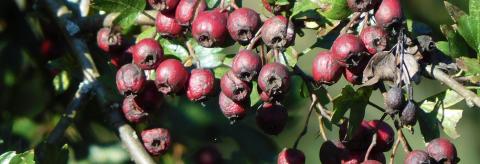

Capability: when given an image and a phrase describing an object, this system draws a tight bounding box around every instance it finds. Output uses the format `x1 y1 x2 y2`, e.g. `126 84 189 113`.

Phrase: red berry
312 51 343 85
194 146 224 164
347 0 379 12
256 103 288 135
331 34 366 65
231 50 262 82
374 0 402 28
40 38 63 59
116 64 146 96
384 87 405 115
360 160 382 164
175 0 207 26
342 152 385 164
218 92 247 122
404 150 432 164
319 140 349 164
220 71 252 102
132 39 164 70
141 128 171 156
156 12 183 37
360 26 388 55
258 63 290 97
148 0 179 12
122 96 148 123
155 59 189 95
426 138 458 163
343 55 369 85
259 91 284 103
277 148 305 164
110 47 133 69
339 120 374 151
261 16 295 49
192 9 228 47
227 8 261 44
97 27 123 52
138 81 164 110
187 69 215 102
367 120 395 152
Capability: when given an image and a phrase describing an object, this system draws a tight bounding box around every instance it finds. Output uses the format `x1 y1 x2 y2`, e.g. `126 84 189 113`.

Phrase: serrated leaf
331 86 370 139
52 70 70 94
188 39 226 68
456 57 480 75
438 25 470 58
160 38 189 62
291 0 319 18
136 27 156 43
91 0 146 29
456 0 480 54
315 0 352 20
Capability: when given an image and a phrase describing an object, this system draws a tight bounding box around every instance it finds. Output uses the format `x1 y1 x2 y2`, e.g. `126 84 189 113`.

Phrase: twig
364 133 377 162
340 12 362 35
229 0 240 9
318 116 328 141
186 41 200 68
389 137 401 164
368 101 386 112
293 98 317 149
246 26 263 50
397 128 412 153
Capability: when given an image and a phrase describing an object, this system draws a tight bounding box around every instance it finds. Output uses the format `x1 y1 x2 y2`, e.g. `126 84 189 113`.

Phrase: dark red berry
194 146 224 164
400 100 417 126
132 38 164 70
343 55 370 85
331 34 366 65
122 96 148 123
220 71 252 102
156 12 183 37
367 120 395 152
426 138 458 163
110 49 133 69
256 103 288 135
155 59 189 95
319 140 349 164
312 51 343 85
192 9 228 47
231 50 262 82
138 81 164 110
227 8 261 44
360 26 388 55
404 150 432 164
277 148 305 164
339 120 374 151
187 69 215 102
347 0 379 12
361 160 382 164
116 64 146 96
218 92 247 122
97 27 123 52
258 63 290 97
342 152 385 164
141 128 171 156
384 87 405 115
259 91 284 103
148 0 179 12
175 0 206 26
374 0 402 28
261 16 295 49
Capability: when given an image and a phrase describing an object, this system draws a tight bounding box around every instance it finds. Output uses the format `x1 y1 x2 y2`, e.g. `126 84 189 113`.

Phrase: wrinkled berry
116 63 146 96
132 38 164 70
175 0 207 26
187 69 215 102
258 63 290 97
312 51 343 85
148 0 179 12
426 138 458 163
156 12 183 37
331 34 366 65
256 103 288 135
374 0 403 28
261 16 295 49
220 71 252 102
227 8 261 44
277 148 305 164
347 0 380 12
231 50 262 82
368 120 395 152
141 128 171 156
339 120 374 151
400 100 417 126
218 92 248 122
320 140 349 164
194 146 224 164
122 96 148 123
360 26 388 55
155 59 189 95
404 150 432 164
343 55 370 85
97 27 123 52
384 87 405 115
192 9 228 47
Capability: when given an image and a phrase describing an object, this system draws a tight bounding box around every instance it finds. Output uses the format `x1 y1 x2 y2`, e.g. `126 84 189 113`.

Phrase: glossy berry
218 92 247 122
227 8 260 44
116 64 146 96
360 26 388 55
231 50 262 82
342 152 385 164
426 138 458 163
132 39 164 70
155 59 189 95
156 12 183 37
138 81 163 110
141 128 171 156
258 63 290 97
339 120 374 151
277 148 305 164
97 27 123 52
374 0 403 28
331 34 366 65
347 0 379 12
384 87 405 115
192 9 228 47
187 69 215 102
122 96 148 123
312 51 343 85
261 16 295 49
194 146 224 164
400 100 417 126
220 71 252 102
256 103 288 135
404 150 432 164
175 0 206 26
319 140 349 164
368 120 395 152
148 0 179 12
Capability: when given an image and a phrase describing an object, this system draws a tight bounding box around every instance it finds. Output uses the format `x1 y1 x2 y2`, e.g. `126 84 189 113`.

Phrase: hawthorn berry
367 120 395 152
277 148 305 164
194 146 224 164
227 8 261 44
137 81 163 110
261 16 295 49
156 12 183 37
122 96 148 123
361 160 382 164
404 150 432 164
258 63 290 97
426 138 458 163
339 120 374 151
132 38 164 70
347 0 379 12
259 91 284 103
374 0 403 28
331 34 366 65
218 92 248 122
312 51 343 85
256 103 288 135
148 0 179 12
220 71 252 102
400 100 417 126
344 54 370 85
141 128 171 156
109 49 133 69
384 87 405 115
319 140 349 164
116 63 146 96
342 151 385 164
175 0 206 26
97 27 123 52
360 26 388 55
231 50 262 82
155 59 189 95
186 69 215 102
191 9 228 47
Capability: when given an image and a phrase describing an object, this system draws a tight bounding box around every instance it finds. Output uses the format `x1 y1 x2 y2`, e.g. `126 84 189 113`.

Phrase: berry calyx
148 0 179 12
141 128 171 156
277 148 305 164
331 34 366 65
231 50 262 82
116 63 146 96
227 8 261 44
258 63 290 97
220 71 252 102
256 103 288 135
261 16 295 49
405 150 432 164
367 120 395 152
426 138 458 163
374 0 403 28
312 51 343 85
218 92 248 122
97 27 123 52
191 9 228 47
175 0 207 26
132 38 164 70
156 12 183 37
347 0 379 12
155 59 189 95
360 26 388 55
186 69 215 102
384 87 405 115
122 96 148 123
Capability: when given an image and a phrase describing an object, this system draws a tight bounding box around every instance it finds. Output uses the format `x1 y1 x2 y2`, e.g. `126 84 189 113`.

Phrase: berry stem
389 137 401 164
367 101 386 113
229 0 239 10
394 121 412 153
340 12 362 35
293 97 317 149
186 41 201 68
364 133 377 162
245 26 263 50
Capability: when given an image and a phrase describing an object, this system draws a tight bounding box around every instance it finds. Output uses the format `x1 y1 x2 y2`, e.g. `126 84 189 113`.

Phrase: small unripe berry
256 103 288 135
175 0 207 26
194 146 224 164
231 50 262 82
426 138 458 163
347 0 379 12
138 81 163 110
374 0 402 28
116 64 146 96
187 69 215 102
360 26 388 55
258 63 290 97
312 51 343 85
220 71 252 102
141 128 171 156
400 100 417 126
148 0 179 12
218 92 248 122
404 150 432 164
122 96 148 123
331 34 366 65
277 148 305 164
192 9 228 47
339 120 374 151
97 27 123 52
227 8 261 44
155 59 189 95
261 16 295 49
132 39 164 70
319 140 348 164
384 87 405 115
367 120 395 152
156 12 183 37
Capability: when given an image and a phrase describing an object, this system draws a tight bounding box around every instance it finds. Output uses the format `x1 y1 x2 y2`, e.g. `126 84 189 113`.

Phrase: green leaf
291 0 319 18
10 150 34 164
136 27 156 43
0 151 17 163
52 70 70 94
205 0 231 9
315 0 352 20
275 0 290 6
278 47 299 67
188 39 226 68
91 0 146 29
456 57 480 75
213 65 230 79
456 0 480 54
331 86 371 139
250 82 260 106
160 38 189 62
